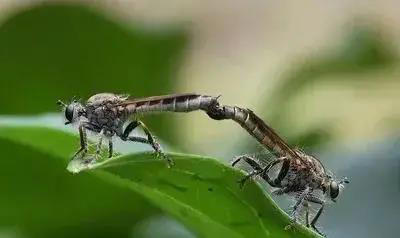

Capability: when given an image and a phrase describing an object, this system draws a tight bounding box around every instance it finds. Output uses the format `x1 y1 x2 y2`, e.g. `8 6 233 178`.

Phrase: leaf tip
66 156 95 174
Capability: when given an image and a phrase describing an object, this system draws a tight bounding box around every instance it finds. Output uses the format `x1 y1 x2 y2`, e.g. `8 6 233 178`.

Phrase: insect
57 93 219 167
207 103 349 236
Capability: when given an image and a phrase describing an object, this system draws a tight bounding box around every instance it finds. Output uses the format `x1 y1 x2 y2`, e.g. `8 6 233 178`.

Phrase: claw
271 188 284 195
237 178 247 190
312 225 326 237
284 224 293 231
83 155 96 165
155 150 174 168
284 217 298 231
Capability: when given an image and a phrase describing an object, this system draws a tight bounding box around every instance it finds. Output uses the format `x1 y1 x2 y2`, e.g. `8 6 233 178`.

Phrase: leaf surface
0 126 320 238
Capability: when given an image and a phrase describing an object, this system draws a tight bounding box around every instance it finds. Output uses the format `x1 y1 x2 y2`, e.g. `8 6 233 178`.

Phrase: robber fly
57 93 219 167
207 104 349 237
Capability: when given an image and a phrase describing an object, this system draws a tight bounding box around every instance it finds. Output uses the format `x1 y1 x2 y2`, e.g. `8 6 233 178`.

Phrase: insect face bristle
57 100 67 107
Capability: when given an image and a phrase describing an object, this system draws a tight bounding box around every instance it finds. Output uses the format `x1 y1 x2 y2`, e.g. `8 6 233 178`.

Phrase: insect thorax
84 94 127 135
280 153 326 192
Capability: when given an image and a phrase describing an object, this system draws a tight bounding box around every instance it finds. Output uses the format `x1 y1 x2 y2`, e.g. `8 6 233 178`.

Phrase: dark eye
65 104 75 122
330 181 339 199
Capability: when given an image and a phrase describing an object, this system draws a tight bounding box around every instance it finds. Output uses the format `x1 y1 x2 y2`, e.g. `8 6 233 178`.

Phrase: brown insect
57 93 219 167
207 104 349 236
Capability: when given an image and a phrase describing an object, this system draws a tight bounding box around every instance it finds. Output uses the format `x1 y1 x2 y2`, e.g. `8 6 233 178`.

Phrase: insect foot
284 216 300 233
66 154 97 174
83 155 96 165
312 225 326 237
150 139 174 168
157 151 174 168
237 178 248 190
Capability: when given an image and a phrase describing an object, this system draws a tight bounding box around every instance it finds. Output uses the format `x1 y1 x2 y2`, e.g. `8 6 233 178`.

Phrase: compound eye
330 181 339 199
65 104 75 122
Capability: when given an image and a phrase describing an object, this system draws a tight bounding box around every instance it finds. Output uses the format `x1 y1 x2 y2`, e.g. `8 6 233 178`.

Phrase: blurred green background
0 1 399 237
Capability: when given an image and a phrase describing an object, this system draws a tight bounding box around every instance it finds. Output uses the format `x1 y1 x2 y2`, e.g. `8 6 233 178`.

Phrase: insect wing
115 93 200 107
247 110 303 161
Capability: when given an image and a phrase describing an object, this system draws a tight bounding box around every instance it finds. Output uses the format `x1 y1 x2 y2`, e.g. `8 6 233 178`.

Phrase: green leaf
0 128 159 238
0 4 187 141
0 125 320 238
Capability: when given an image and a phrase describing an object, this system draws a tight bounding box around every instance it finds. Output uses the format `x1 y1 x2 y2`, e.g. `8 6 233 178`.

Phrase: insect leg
71 122 88 160
304 201 310 228
121 120 174 167
137 120 174 167
284 187 312 232
108 140 113 158
94 130 104 160
306 195 326 237
121 121 156 145
232 155 263 169
232 155 264 189
271 187 291 195
272 158 290 187
260 157 287 187
122 121 140 139
238 169 262 189
291 187 311 220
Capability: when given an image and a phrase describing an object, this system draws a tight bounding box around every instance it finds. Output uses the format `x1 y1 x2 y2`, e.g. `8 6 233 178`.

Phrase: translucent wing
115 93 200 107
247 109 303 161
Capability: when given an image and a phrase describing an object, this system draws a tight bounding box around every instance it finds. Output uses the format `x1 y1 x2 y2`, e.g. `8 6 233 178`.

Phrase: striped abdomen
213 105 299 160
119 94 219 117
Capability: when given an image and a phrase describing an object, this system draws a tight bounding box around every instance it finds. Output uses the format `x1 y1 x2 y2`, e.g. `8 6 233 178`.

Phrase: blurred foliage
0 128 159 238
261 23 398 150
0 3 187 142
288 125 333 151
0 125 321 238
273 24 397 106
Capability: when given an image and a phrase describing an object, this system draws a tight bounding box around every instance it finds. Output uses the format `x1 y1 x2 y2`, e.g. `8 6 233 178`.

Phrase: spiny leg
232 155 264 189
291 187 311 220
108 140 113 158
121 120 173 167
232 155 263 169
71 123 88 161
125 136 151 144
95 130 104 160
238 168 263 189
122 121 140 138
261 157 286 187
232 155 286 189
306 195 326 237
137 120 174 167
121 121 152 145
285 187 311 231
304 201 310 228
269 157 289 187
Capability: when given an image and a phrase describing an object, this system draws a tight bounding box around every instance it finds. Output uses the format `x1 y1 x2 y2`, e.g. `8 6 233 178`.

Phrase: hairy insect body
207 102 348 237
281 152 326 192
59 93 219 166
84 93 125 136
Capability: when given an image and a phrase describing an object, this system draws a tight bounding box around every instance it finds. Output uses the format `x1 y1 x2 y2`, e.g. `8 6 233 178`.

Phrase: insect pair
58 93 348 237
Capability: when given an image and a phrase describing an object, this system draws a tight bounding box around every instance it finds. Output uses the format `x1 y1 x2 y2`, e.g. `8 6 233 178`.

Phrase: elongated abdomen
120 94 219 116
211 105 297 159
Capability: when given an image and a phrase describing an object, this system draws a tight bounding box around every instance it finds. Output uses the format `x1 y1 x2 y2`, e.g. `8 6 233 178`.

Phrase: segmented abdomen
218 105 297 159
121 94 218 116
